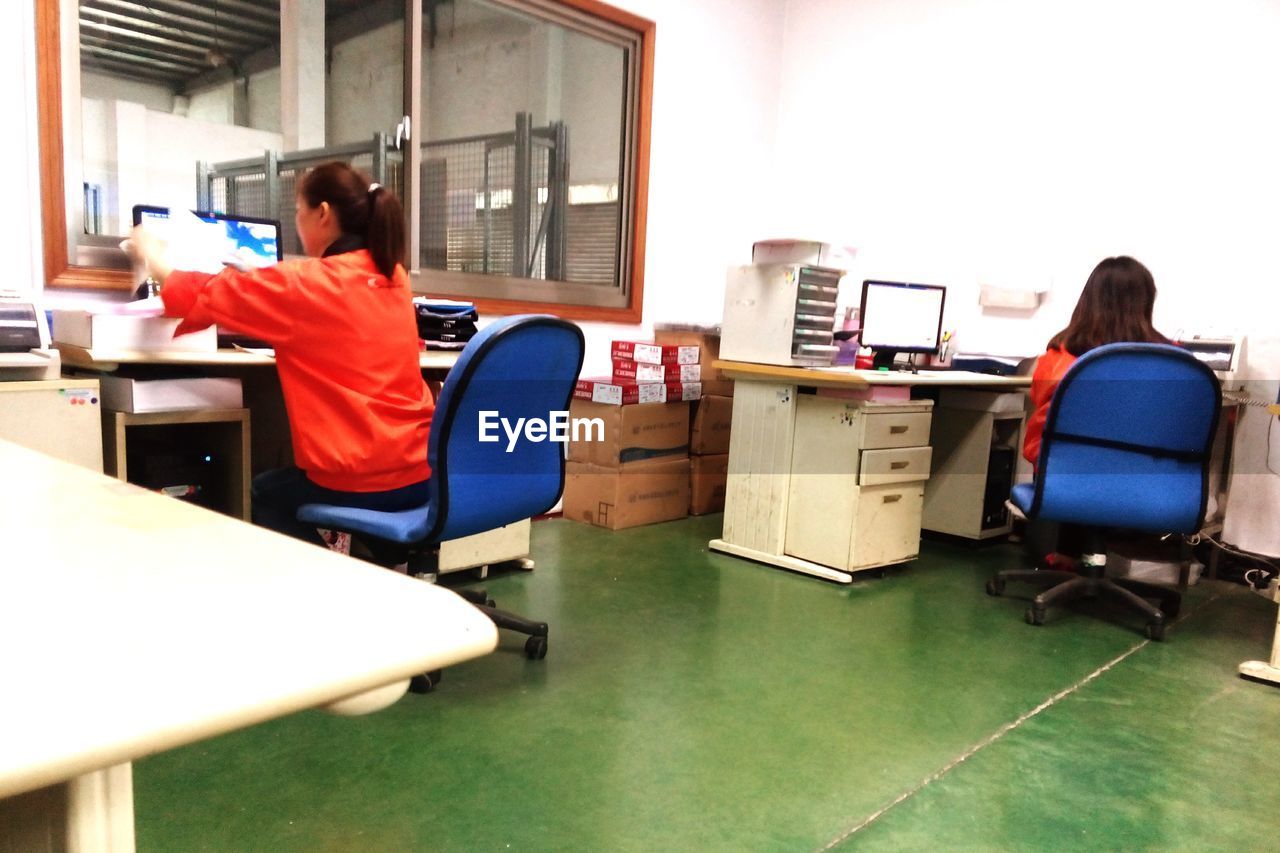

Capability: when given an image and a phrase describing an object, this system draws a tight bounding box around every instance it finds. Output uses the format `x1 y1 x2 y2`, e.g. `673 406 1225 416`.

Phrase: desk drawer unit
784 395 933 572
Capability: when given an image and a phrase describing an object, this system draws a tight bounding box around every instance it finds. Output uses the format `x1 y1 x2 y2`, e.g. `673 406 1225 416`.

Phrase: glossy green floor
135 516 1280 851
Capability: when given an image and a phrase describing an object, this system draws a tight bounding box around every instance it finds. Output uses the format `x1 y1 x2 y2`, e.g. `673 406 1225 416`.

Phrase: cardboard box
690 453 729 515
52 310 218 352
573 379 701 406
689 394 733 455
563 458 691 529
610 340 699 365
99 375 243 413
567 399 689 466
611 359 702 383
654 327 734 396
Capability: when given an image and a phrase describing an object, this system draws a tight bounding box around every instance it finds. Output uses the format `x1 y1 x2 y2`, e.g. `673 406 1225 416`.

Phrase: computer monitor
858 280 947 369
132 205 283 272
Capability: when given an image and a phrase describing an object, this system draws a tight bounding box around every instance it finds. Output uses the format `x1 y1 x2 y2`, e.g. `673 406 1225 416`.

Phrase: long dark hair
1048 256 1169 357
297 162 405 279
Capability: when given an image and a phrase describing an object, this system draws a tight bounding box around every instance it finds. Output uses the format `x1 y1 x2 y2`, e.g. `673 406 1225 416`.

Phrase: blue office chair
986 343 1221 640
298 315 585 688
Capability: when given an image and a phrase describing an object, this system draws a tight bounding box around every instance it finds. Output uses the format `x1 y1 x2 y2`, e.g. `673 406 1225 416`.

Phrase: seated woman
127 162 434 547
1022 255 1171 565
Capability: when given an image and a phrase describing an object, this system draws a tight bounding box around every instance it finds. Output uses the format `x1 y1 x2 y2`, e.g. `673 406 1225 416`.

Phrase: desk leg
1239 589 1280 686
0 763 134 853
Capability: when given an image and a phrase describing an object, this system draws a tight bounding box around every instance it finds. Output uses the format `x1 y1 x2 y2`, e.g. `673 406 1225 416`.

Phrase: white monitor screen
859 280 946 353
133 206 281 273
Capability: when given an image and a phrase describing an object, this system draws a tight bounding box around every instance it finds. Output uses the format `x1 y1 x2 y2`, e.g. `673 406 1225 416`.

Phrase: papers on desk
101 296 167 318
233 344 275 357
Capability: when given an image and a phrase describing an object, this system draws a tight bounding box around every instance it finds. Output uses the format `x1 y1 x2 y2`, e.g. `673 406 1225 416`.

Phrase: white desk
711 360 1031 583
0 440 497 852
55 345 459 374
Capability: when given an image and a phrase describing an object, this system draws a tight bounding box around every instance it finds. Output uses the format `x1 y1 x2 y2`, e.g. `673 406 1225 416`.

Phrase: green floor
135 516 1280 851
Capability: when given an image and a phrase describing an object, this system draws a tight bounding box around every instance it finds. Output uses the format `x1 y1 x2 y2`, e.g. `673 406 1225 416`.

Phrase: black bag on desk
415 302 478 346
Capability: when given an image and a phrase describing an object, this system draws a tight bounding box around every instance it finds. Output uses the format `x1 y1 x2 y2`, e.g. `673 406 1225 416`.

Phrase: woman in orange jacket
128 162 434 546
1024 256 1171 466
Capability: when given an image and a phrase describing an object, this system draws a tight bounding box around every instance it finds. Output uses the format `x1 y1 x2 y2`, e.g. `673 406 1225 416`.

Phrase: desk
710 360 1031 583
0 439 497 852
55 346 528 577
55 344 459 374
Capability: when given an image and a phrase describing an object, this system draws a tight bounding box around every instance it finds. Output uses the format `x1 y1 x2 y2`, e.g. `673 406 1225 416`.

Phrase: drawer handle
889 425 909 434
883 494 902 504
890 461 909 470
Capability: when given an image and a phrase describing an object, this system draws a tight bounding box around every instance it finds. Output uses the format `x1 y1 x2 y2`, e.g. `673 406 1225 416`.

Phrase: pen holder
928 330 956 368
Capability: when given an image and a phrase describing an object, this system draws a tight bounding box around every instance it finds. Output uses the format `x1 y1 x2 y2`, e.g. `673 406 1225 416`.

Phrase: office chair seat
297 315 585 688
988 343 1221 640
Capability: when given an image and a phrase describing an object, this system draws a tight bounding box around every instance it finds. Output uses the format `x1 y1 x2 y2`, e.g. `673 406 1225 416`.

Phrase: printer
1175 334 1243 390
0 289 59 380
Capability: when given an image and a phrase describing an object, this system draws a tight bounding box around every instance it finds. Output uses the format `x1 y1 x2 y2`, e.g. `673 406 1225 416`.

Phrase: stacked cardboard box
562 341 702 530
653 326 735 515
654 325 735 398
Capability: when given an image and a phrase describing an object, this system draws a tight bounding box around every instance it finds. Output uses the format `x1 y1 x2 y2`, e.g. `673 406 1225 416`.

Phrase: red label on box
610 341 700 365
574 378 667 405
612 359 702 383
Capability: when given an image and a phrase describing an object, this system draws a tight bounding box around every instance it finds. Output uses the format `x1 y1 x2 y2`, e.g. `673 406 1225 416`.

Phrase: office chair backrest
1033 342 1221 533
424 314 585 543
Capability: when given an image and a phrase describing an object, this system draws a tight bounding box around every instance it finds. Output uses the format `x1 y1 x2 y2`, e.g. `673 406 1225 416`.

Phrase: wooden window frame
36 0 653 324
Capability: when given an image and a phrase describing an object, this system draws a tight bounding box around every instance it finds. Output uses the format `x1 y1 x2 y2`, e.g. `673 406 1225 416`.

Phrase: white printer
0 289 59 380
1175 333 1243 391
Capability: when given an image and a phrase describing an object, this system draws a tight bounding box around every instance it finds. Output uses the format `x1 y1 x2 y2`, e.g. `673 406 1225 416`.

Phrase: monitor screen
858 280 947 354
132 205 282 272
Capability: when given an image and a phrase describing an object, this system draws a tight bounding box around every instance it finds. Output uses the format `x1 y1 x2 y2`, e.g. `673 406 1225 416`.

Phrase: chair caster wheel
525 635 548 660
410 670 442 693
1025 607 1045 626
1146 621 1166 641
986 578 1006 596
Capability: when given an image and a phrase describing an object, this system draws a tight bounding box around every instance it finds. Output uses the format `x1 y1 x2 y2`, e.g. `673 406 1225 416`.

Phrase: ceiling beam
79 19 210 59
82 0 278 43
81 35 207 72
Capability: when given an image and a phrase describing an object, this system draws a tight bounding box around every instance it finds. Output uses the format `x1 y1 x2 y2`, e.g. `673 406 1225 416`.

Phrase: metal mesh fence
202 122 613 286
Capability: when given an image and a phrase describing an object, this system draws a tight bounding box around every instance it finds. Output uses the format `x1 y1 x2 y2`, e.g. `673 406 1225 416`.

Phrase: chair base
987 564 1181 640
350 540 551 677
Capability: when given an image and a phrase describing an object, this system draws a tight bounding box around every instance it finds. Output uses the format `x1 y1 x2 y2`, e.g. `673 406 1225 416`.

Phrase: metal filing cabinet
720 264 842 366
784 395 934 572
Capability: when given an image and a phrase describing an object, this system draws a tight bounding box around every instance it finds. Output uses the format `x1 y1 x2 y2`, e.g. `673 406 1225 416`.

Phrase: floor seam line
817 589 1230 851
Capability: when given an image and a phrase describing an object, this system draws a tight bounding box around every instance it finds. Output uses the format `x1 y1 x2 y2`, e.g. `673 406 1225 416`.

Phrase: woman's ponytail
365 183 406 280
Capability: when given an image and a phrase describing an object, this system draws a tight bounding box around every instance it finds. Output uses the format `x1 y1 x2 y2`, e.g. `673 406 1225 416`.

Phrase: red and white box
664 381 702 402
574 378 702 405
574 378 666 406
610 340 700 366
612 358 702 383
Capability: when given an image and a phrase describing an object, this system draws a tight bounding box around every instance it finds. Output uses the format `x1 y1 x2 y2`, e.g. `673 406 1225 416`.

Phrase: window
38 0 653 322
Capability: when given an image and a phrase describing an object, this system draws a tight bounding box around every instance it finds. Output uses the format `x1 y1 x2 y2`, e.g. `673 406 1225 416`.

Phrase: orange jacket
162 250 433 492
1023 346 1077 466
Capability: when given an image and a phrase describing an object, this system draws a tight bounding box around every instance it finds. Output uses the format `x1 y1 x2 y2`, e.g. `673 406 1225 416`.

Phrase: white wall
771 0 1280 553
771 0 1280 353
2 0 42 294
81 71 174 113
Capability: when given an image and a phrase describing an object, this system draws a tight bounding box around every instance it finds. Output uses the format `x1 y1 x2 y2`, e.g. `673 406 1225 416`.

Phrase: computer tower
982 446 1016 530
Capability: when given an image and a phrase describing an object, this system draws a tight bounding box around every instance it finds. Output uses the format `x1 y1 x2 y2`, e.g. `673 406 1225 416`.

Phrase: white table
0 440 497 852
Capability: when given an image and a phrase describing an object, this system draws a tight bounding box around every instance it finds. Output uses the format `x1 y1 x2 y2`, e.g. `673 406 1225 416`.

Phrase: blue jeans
251 466 430 546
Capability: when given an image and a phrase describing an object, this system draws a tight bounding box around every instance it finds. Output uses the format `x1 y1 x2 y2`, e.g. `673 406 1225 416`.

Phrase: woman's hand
123 225 174 283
